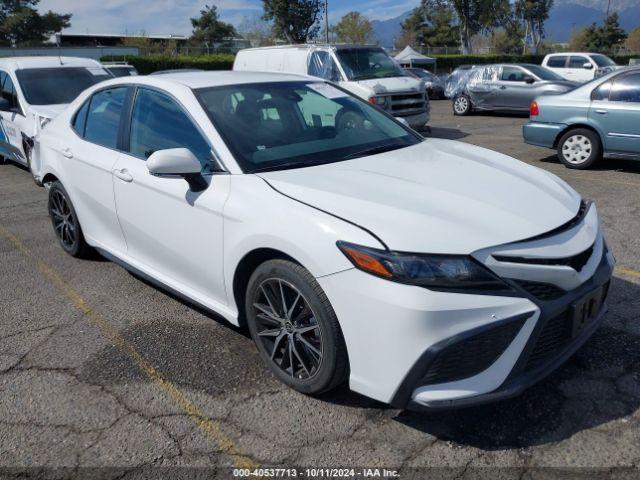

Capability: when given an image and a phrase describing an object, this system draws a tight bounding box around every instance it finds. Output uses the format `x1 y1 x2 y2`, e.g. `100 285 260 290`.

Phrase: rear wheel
246 259 349 395
557 128 602 169
453 95 472 116
48 181 92 258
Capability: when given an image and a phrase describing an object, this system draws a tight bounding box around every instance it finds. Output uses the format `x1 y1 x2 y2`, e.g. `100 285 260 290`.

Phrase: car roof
99 70 313 90
0 56 102 70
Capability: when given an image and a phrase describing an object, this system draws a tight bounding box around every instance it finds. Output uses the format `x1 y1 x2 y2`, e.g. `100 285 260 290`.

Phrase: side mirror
0 98 11 111
524 76 535 84
147 148 207 192
583 63 594 70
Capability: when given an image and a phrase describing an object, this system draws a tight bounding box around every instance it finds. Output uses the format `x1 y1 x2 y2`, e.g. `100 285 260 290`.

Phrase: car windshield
336 48 406 81
16 67 112 105
591 54 616 67
195 81 421 173
523 65 564 81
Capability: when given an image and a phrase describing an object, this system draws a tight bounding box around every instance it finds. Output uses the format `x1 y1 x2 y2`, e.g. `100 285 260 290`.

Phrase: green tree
262 0 323 43
190 4 237 44
516 0 553 53
578 13 627 52
0 0 71 46
399 0 459 49
450 0 503 54
333 12 374 44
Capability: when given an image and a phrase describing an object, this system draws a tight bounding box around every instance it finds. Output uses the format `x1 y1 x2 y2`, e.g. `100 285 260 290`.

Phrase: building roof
0 56 102 70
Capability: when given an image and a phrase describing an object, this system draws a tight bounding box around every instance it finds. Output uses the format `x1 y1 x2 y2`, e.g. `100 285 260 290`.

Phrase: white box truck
233 44 430 130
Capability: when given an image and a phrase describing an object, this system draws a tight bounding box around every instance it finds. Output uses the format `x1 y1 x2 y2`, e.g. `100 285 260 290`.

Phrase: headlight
337 241 511 291
369 96 390 109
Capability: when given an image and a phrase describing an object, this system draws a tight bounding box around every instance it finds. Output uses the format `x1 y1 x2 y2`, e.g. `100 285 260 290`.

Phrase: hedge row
100 54 235 74
431 53 640 72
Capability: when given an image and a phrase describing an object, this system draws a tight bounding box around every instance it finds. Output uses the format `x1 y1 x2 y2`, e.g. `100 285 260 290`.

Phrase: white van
541 53 621 82
233 44 430 129
0 56 112 184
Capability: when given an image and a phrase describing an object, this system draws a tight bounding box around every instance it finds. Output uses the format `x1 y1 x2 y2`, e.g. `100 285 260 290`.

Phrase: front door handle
62 148 73 159
113 168 133 183
595 109 608 115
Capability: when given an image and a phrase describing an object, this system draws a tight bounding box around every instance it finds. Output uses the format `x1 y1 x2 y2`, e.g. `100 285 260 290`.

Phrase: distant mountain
371 11 411 48
370 2 639 47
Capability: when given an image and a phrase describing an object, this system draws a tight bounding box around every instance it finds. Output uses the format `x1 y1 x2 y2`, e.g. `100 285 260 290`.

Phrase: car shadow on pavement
539 154 640 175
392 276 640 449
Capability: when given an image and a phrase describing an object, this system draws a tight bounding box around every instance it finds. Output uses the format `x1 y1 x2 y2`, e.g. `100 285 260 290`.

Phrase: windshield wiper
250 161 316 174
342 143 404 160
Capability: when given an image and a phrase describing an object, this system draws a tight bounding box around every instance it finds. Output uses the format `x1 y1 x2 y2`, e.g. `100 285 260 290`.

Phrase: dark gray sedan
452 64 578 115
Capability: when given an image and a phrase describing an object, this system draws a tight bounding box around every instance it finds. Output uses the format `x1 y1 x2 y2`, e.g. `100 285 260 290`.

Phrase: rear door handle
62 148 73 159
113 168 133 183
595 109 608 115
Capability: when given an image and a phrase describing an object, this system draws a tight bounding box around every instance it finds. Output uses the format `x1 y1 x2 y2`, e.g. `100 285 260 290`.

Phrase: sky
37 0 420 36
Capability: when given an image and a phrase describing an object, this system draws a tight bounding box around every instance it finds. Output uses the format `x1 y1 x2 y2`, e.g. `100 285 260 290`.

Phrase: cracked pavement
0 101 638 479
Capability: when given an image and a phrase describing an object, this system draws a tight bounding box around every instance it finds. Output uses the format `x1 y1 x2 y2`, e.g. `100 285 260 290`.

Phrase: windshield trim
193 80 423 174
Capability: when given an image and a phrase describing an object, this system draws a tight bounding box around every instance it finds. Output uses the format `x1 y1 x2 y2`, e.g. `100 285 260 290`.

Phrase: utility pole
606 0 612 18
325 0 329 43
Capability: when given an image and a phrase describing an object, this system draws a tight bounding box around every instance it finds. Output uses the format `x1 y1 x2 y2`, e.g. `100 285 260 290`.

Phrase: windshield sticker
308 83 348 99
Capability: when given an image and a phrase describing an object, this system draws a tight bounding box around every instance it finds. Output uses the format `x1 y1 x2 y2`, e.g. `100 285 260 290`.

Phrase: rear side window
569 56 589 68
129 88 212 170
73 100 90 136
546 56 567 68
83 87 127 149
610 72 640 103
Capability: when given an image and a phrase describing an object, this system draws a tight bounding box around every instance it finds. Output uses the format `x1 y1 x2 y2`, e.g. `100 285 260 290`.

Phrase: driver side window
501 66 526 82
0 72 20 112
128 88 213 171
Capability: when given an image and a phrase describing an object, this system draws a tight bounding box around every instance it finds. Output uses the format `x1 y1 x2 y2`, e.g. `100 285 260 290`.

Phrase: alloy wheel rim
253 278 323 380
454 97 468 113
562 135 592 164
50 191 77 249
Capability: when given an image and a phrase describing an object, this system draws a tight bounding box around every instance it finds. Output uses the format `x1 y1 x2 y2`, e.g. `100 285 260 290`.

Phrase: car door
112 86 230 305
567 56 592 83
590 71 640 155
0 71 27 163
466 66 500 108
60 86 129 254
495 66 533 109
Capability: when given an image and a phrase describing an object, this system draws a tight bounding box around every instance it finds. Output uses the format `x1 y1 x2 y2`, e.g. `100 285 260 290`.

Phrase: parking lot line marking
615 266 640 280
0 225 258 471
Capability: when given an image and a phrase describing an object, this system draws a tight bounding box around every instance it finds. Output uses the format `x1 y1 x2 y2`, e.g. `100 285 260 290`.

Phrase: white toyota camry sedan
38 72 614 410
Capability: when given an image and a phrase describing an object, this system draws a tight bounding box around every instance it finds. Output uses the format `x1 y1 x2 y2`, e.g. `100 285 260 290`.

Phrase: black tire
556 128 602 170
453 94 472 116
245 259 349 395
47 181 92 258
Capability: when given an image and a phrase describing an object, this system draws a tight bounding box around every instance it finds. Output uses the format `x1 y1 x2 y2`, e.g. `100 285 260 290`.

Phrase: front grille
389 92 426 116
524 311 572 371
494 243 595 273
420 317 526 385
513 280 566 300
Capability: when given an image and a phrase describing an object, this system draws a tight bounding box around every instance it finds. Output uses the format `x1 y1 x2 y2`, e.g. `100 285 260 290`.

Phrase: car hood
354 76 424 94
258 139 581 254
31 104 67 119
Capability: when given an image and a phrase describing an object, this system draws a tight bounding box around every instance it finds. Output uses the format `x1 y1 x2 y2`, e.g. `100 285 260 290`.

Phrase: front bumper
318 205 614 410
523 121 566 148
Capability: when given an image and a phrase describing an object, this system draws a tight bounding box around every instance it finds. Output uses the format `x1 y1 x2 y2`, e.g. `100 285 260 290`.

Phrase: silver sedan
452 64 578 116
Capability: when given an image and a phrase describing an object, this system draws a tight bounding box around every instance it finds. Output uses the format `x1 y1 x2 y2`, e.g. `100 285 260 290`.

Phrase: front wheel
48 181 92 258
453 95 472 116
557 128 602 169
246 259 349 395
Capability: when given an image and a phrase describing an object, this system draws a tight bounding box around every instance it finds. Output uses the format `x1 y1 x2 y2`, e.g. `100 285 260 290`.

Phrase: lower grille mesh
420 318 526 385
524 311 572 371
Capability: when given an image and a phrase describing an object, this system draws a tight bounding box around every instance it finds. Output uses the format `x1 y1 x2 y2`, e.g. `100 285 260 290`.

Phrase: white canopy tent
394 46 436 68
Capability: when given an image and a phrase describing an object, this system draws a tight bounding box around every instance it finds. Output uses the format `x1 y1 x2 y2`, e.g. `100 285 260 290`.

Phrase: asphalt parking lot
0 99 639 479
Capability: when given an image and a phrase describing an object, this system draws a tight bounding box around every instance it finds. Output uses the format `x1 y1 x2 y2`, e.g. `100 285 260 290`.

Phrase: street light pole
325 0 329 44
606 0 612 18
